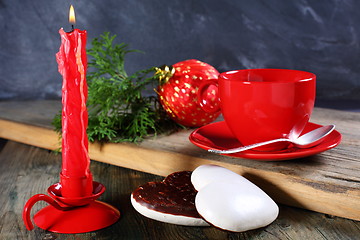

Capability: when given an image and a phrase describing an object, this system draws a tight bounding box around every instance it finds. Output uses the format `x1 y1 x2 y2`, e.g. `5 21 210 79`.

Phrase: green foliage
52 32 178 143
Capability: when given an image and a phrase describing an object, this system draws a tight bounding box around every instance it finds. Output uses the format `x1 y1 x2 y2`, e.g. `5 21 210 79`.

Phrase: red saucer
189 121 342 161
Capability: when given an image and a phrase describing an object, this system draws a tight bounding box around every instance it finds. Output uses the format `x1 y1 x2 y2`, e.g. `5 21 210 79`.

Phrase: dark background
0 0 359 110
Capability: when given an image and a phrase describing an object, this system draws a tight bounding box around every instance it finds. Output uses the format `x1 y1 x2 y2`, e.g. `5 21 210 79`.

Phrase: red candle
56 5 93 198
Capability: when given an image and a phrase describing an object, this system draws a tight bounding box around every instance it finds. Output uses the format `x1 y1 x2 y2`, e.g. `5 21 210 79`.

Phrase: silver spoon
208 125 335 154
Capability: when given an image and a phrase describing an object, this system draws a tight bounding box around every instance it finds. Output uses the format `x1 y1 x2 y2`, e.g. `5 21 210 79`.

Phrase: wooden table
0 100 359 239
0 139 359 239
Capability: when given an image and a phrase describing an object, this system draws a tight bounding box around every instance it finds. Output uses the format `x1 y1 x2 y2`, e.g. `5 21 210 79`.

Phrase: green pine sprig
52 32 179 143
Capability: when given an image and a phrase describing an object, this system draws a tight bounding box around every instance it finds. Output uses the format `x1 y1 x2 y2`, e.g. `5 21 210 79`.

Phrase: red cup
199 69 316 151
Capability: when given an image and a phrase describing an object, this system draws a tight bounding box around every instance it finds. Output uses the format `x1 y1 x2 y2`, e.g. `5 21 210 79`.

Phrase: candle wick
71 25 74 31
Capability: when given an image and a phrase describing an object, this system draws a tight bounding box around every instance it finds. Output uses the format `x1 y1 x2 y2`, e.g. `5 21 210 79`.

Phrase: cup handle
23 194 73 231
198 79 221 114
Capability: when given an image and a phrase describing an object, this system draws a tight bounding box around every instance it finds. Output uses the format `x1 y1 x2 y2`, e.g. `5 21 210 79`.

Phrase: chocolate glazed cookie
131 171 208 226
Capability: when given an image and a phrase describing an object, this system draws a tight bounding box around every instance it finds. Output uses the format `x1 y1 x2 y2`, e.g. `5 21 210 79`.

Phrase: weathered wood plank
0 100 359 221
0 140 359 239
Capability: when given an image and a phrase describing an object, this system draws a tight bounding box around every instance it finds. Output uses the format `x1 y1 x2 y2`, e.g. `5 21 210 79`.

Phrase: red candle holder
22 6 120 233
23 182 120 233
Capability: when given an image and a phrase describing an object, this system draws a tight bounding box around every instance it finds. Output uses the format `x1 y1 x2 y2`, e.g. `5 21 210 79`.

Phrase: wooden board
0 100 359 221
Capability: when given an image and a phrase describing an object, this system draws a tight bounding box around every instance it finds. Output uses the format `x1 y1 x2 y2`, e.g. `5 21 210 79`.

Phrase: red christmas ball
156 59 221 127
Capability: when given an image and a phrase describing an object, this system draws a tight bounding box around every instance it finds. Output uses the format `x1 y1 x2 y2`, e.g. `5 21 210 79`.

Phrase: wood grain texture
0 100 359 221
0 140 359 239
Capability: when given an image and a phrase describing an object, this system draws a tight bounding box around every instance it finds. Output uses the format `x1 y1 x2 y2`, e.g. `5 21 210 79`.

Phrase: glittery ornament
156 59 221 127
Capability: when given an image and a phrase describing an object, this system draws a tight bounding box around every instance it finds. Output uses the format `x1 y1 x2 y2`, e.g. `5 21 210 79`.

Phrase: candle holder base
33 200 120 233
23 181 120 233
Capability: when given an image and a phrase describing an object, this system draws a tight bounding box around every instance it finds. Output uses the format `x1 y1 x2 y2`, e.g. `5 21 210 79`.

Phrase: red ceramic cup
199 69 316 151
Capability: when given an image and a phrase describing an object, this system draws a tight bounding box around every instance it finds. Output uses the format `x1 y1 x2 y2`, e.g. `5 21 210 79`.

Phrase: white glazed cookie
192 165 279 232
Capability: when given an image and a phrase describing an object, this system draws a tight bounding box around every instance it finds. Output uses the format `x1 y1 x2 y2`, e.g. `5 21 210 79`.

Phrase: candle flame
69 5 76 24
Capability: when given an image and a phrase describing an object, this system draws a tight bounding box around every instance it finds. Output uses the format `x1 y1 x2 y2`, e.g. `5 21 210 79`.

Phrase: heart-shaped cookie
131 171 208 226
192 165 279 232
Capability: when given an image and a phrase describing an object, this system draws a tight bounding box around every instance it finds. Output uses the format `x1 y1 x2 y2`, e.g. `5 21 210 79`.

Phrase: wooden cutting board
0 100 359 221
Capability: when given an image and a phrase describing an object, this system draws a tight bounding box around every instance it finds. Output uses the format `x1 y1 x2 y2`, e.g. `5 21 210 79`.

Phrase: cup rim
219 69 316 83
